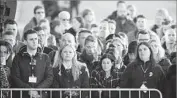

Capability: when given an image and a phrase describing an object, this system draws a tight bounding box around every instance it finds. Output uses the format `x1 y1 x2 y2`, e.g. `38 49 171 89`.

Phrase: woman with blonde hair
149 39 171 74
52 44 89 98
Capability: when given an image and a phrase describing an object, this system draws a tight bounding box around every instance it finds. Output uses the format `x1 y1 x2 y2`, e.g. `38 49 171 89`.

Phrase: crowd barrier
0 88 163 98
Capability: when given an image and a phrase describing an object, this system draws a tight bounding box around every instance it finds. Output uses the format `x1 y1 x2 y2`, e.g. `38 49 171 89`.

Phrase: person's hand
28 90 40 98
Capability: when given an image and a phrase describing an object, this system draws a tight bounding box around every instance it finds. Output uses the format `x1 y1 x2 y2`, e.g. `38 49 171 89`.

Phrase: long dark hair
100 52 116 76
135 42 155 65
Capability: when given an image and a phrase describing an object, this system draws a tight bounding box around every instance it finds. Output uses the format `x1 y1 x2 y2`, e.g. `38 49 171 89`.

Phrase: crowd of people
0 1 176 98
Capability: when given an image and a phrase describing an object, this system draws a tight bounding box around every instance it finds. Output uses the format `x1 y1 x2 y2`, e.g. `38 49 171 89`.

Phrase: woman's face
138 44 151 62
99 21 109 38
150 42 159 55
102 58 113 72
165 29 176 43
61 46 75 61
72 18 81 31
112 40 123 57
0 46 9 65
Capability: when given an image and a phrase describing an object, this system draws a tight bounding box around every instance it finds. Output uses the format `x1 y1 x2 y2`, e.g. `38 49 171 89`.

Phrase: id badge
140 84 148 93
29 76 37 83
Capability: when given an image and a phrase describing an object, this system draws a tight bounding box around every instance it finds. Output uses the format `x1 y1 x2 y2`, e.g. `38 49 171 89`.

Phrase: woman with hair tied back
52 45 89 98
120 42 166 98
149 39 171 75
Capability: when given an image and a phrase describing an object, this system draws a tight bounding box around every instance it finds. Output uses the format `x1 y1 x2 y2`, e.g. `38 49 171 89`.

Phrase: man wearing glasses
23 5 45 35
55 11 71 34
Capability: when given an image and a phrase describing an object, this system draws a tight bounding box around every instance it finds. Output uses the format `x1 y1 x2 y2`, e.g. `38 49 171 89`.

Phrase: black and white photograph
0 0 176 98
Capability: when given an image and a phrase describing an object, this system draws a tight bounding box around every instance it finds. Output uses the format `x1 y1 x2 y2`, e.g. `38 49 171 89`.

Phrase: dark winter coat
158 57 171 75
120 60 166 98
52 64 89 98
165 63 176 98
11 46 53 98
90 67 125 98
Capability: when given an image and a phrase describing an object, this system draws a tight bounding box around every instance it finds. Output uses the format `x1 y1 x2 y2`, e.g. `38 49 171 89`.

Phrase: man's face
127 6 136 18
117 3 127 18
99 21 109 38
109 23 116 34
25 33 38 50
3 35 16 47
35 8 45 21
136 18 147 30
78 32 91 47
165 29 176 43
84 41 97 55
37 30 46 46
4 24 18 37
91 27 99 37
59 13 70 27
60 33 76 47
138 33 150 43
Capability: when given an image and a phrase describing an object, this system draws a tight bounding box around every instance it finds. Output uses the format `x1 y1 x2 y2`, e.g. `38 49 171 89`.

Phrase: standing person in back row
11 29 53 98
23 5 45 35
107 1 137 43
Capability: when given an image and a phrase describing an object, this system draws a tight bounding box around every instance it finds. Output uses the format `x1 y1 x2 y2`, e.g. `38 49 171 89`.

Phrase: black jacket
165 64 176 98
11 46 53 88
52 64 89 98
120 60 166 98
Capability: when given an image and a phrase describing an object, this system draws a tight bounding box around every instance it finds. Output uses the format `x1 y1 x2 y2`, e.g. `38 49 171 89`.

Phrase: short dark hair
91 24 98 28
79 29 92 35
84 35 97 45
108 19 116 26
33 26 43 32
117 0 126 7
128 41 138 54
34 5 44 14
134 15 146 23
23 29 37 40
3 31 14 37
4 19 18 28
137 30 150 38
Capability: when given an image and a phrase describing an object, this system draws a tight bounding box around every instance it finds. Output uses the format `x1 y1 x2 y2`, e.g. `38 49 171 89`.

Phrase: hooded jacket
11 45 53 88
